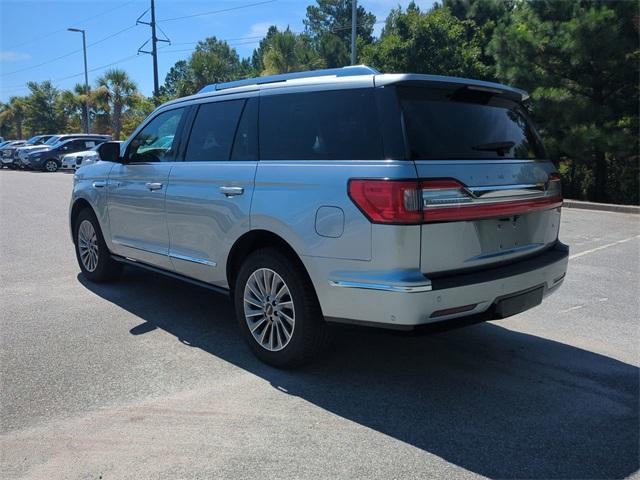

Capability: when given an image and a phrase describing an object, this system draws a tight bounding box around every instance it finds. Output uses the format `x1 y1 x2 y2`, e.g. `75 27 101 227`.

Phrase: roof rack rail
198 65 380 94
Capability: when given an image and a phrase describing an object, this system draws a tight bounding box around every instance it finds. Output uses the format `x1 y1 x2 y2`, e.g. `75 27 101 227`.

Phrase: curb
563 199 640 215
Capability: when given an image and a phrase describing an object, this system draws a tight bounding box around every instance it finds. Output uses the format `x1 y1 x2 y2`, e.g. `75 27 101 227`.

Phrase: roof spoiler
198 65 380 94
375 74 529 102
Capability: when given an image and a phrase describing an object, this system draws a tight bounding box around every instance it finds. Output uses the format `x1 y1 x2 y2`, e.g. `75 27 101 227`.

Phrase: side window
185 99 244 161
259 89 383 160
84 140 97 149
128 108 185 163
231 97 258 161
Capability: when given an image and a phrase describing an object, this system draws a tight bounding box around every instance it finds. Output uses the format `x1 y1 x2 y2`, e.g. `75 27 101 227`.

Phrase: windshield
398 86 546 160
25 136 43 145
44 136 61 146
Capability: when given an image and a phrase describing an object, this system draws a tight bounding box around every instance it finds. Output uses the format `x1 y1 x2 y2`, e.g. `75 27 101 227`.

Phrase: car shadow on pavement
79 268 639 479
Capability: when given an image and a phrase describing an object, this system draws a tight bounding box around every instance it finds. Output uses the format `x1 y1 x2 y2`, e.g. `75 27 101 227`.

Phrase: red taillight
349 176 563 225
348 179 422 224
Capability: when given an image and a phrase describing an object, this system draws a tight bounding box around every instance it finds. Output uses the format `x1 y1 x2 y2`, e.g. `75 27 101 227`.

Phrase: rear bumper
316 242 568 328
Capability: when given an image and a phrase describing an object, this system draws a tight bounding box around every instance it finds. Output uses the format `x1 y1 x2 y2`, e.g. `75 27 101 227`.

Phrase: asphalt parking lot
1 169 639 480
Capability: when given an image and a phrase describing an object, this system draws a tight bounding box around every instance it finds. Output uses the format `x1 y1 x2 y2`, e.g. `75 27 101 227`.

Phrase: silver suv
69 66 568 367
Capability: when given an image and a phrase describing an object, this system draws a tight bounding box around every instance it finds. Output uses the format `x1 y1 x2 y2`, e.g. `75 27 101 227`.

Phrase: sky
0 0 436 102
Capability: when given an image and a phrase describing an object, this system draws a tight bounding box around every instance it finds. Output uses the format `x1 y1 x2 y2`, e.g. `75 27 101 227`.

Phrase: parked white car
61 141 121 170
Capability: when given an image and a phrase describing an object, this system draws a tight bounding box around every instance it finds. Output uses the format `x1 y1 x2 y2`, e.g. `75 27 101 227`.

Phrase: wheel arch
226 230 314 294
69 197 95 243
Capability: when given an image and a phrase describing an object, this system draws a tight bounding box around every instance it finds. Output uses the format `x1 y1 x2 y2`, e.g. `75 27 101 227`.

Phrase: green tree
441 0 513 76
188 37 242 93
262 29 324 75
121 94 155 139
23 81 67 135
304 0 376 66
251 25 280 72
362 3 487 78
160 60 189 98
305 0 376 44
490 0 639 204
94 69 139 140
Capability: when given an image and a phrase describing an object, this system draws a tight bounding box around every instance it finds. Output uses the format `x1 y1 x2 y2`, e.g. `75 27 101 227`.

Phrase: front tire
74 208 122 282
234 248 327 368
43 159 58 172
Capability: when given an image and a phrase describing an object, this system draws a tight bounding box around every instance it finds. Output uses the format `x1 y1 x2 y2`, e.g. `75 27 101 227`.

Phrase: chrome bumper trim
329 279 432 293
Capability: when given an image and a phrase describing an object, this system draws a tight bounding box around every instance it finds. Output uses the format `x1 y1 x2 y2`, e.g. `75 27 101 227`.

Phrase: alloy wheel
243 268 295 352
78 220 99 272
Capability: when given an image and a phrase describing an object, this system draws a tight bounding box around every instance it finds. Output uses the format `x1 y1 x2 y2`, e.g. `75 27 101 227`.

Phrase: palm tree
0 97 27 139
262 29 324 75
94 69 138 140
59 84 94 133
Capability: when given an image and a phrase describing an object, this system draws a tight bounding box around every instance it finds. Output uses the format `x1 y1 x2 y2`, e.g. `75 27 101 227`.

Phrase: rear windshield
398 86 546 160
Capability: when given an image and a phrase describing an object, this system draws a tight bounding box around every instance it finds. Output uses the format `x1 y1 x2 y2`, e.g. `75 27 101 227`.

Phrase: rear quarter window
259 88 383 161
399 86 546 160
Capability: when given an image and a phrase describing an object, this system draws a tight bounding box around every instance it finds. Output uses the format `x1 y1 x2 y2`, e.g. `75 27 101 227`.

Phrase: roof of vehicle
161 65 528 110
54 136 110 146
56 133 111 138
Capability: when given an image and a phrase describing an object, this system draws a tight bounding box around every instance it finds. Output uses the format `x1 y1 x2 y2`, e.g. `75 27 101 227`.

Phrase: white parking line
569 234 640 260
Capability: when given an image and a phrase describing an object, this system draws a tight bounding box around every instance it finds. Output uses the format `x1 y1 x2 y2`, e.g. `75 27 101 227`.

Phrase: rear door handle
145 182 163 191
92 181 106 189
219 186 244 197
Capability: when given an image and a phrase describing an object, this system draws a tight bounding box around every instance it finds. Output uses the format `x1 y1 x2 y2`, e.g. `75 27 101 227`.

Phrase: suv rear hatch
397 82 562 275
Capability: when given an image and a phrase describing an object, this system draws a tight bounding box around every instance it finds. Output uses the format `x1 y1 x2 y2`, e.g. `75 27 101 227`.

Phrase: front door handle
145 182 163 191
219 186 244 197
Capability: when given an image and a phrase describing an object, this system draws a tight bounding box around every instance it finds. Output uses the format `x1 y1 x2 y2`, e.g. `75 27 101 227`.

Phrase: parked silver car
69 66 568 367
61 141 122 170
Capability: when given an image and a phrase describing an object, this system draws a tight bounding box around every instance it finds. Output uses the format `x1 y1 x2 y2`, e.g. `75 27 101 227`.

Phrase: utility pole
68 28 90 134
138 0 169 103
351 0 357 65
150 0 159 98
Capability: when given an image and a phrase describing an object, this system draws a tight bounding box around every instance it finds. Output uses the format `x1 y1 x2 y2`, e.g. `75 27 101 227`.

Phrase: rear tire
74 208 122 282
234 248 327 368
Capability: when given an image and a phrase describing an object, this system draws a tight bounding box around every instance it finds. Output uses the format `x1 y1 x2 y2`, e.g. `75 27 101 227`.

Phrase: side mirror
97 141 122 163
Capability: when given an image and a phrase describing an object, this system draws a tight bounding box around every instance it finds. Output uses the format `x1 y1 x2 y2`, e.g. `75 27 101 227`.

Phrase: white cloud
0 51 31 61
249 21 288 37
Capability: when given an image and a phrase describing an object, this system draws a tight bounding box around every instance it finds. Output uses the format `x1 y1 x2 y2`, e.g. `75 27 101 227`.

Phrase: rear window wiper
471 141 515 156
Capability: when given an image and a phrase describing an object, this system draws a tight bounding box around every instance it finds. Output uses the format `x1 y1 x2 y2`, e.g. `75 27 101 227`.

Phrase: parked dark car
21 135 111 172
0 140 27 168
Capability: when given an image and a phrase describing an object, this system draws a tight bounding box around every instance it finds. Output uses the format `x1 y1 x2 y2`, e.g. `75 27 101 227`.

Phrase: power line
1 24 139 77
158 0 277 23
3 1 136 50
170 35 265 46
0 53 148 94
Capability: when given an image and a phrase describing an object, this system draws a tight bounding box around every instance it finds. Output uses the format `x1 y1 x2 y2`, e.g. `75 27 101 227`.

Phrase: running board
111 254 230 297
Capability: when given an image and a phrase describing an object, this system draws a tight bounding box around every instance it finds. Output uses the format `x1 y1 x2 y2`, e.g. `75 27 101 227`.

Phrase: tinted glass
45 136 61 145
260 89 383 160
399 86 546 160
128 108 185 163
185 100 244 161
231 97 258 161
